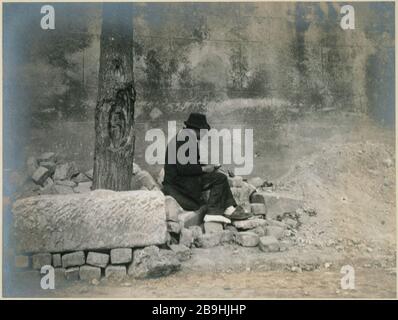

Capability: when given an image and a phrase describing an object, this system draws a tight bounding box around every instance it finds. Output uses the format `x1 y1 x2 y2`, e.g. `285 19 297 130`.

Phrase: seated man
162 113 248 220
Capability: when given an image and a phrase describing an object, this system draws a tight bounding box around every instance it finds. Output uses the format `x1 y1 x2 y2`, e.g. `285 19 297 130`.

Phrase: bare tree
93 4 135 190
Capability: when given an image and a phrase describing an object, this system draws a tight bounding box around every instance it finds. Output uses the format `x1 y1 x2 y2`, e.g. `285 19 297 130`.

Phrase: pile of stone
20 151 162 199
165 175 309 254
23 152 93 197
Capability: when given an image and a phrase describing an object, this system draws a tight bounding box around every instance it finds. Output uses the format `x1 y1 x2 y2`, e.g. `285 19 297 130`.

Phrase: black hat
184 113 210 130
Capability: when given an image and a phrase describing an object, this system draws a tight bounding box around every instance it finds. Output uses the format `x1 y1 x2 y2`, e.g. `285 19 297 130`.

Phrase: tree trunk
93 4 135 191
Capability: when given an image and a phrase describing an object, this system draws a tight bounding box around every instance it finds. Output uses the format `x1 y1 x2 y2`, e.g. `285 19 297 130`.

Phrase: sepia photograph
1 1 396 300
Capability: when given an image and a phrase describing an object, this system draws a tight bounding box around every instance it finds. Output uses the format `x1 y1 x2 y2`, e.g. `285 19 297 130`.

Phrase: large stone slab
12 190 168 253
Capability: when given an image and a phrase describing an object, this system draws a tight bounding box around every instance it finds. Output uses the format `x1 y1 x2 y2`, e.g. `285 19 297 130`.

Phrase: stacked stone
22 151 93 198
21 151 162 198
15 246 181 283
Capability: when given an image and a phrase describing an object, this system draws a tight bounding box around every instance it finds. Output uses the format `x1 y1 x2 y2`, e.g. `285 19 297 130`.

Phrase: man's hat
184 113 210 130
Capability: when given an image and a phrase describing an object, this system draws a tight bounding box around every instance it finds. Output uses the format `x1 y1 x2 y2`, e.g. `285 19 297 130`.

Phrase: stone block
86 252 109 268
110 248 132 264
62 251 85 268
12 190 168 253
65 267 80 281
236 232 259 247
79 265 101 282
105 265 127 281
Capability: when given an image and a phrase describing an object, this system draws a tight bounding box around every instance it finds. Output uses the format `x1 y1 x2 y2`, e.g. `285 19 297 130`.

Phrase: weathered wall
3 2 395 175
